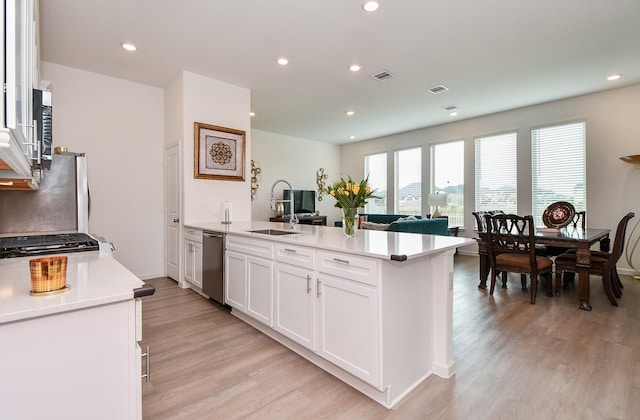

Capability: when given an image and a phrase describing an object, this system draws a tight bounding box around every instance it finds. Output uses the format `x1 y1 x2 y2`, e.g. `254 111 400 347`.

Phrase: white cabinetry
247 255 273 326
183 228 202 290
1 0 39 181
225 235 273 325
273 263 315 349
316 251 380 387
0 299 143 419
273 246 316 350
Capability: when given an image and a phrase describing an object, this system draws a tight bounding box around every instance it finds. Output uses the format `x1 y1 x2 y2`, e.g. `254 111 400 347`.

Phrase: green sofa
336 214 450 236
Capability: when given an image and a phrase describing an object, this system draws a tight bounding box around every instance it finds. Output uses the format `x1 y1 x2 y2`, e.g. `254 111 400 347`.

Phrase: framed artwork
194 122 246 181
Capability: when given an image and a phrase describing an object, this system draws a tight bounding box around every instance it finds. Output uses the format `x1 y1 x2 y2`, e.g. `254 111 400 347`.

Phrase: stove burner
0 233 100 259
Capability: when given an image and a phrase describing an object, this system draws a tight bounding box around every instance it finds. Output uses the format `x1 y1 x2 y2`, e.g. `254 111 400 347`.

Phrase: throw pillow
360 221 390 231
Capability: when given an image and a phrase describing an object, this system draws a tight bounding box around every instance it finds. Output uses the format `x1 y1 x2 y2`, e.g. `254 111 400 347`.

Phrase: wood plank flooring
141 255 640 419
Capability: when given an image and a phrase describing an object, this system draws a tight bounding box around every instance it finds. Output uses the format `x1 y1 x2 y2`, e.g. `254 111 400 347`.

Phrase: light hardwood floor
141 255 640 419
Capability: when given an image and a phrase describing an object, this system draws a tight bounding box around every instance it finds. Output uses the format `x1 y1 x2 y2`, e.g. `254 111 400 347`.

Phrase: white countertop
186 220 473 260
0 252 145 324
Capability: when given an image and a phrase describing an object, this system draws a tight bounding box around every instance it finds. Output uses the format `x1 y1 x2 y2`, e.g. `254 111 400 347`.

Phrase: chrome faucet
270 179 299 228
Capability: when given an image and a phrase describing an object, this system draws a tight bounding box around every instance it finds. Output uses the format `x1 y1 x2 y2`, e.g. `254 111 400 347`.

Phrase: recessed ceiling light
249 112 255 117
346 111 355 116
362 1 379 12
449 111 458 117
349 135 356 140
277 57 289 66
121 42 137 51
607 73 622 81
349 64 361 72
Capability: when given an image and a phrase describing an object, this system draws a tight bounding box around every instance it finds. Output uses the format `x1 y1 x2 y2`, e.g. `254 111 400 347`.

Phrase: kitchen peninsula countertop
185 220 473 261
0 252 146 324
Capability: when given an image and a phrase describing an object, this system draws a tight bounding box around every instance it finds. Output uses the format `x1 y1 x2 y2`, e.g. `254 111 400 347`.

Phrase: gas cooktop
0 233 100 259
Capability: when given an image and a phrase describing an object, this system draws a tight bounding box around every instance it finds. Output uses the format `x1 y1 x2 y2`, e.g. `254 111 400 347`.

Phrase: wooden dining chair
554 212 634 306
485 214 554 304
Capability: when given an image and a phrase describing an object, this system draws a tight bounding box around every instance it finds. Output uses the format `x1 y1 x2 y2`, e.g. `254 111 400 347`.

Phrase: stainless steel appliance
0 152 89 234
0 152 106 259
0 233 99 259
202 231 224 304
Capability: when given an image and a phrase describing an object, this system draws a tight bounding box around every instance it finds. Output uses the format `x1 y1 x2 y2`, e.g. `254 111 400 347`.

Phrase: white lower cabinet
225 250 247 312
225 236 273 324
225 236 381 388
183 229 203 290
247 256 273 326
316 273 379 387
273 262 316 350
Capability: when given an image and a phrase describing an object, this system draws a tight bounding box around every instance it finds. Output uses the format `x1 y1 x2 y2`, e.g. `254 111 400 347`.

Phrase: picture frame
194 122 246 181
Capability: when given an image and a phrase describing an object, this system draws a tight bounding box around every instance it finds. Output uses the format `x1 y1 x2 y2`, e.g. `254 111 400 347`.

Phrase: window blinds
531 121 586 226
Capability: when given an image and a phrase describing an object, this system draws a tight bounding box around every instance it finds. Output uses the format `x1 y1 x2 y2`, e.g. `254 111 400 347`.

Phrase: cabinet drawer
226 235 273 259
274 243 315 269
316 251 379 286
184 228 202 243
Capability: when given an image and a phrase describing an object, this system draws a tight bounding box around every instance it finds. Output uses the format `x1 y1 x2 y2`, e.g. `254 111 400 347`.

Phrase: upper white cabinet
1 0 39 182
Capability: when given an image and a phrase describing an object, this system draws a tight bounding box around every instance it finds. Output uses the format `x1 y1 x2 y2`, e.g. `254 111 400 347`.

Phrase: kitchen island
0 251 152 420
186 221 473 408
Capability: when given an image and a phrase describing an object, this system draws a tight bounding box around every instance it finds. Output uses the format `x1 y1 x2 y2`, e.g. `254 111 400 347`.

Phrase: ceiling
39 0 640 145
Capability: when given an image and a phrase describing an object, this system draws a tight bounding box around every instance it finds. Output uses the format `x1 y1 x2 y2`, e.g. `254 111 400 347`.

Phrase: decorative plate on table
542 201 576 228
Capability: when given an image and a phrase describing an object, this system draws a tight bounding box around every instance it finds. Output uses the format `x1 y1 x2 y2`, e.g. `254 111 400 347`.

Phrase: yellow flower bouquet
327 176 379 236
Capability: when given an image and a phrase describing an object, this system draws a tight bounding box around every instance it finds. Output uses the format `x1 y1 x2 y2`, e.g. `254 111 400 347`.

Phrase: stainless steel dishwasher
202 231 224 304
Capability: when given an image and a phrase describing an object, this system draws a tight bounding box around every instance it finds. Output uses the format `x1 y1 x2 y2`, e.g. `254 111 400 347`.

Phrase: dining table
476 226 611 311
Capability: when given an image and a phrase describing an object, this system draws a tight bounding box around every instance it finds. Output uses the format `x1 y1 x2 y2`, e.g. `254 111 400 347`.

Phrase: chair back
485 214 537 267
473 210 505 232
569 211 586 229
604 212 635 270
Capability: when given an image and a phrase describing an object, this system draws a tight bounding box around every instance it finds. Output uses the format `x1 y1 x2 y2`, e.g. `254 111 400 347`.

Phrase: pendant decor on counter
342 207 359 237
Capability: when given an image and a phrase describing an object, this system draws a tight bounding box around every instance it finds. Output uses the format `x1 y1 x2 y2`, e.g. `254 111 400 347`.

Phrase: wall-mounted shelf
620 155 640 164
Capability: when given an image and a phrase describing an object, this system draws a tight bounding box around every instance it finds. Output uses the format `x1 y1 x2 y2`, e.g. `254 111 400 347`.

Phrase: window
475 132 517 215
531 121 586 226
431 141 464 226
394 147 421 215
364 152 387 213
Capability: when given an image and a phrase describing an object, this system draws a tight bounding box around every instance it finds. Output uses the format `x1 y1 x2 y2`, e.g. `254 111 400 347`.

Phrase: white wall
178 71 252 224
41 62 165 279
251 129 343 225
341 83 640 273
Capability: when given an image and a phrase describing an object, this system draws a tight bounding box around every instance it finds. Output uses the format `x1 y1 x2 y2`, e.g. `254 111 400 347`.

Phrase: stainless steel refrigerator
0 153 89 234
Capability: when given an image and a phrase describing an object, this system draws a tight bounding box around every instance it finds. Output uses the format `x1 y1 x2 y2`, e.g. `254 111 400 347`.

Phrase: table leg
576 249 592 311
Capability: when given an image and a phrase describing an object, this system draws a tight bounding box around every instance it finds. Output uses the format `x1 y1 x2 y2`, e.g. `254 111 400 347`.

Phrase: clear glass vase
342 208 358 237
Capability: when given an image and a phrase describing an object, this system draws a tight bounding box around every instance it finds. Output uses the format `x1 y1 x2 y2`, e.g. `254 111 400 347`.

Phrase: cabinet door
183 240 202 289
316 274 380 387
273 263 316 350
246 256 273 326
183 240 194 284
225 250 247 312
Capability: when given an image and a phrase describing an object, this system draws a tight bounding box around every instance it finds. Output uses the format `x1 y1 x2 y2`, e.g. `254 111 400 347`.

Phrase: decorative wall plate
542 201 576 228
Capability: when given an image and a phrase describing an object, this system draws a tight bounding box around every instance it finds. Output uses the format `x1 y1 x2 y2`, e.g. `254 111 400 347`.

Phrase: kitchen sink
249 229 300 236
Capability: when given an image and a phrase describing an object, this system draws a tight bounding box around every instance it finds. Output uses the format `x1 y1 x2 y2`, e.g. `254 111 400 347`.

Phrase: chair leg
611 268 623 299
530 274 538 304
490 268 497 296
501 271 508 288
602 269 618 306
520 274 527 291
554 269 563 296
544 272 554 297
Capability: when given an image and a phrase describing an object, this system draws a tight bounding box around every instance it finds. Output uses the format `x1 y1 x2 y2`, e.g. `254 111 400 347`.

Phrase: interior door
165 142 181 281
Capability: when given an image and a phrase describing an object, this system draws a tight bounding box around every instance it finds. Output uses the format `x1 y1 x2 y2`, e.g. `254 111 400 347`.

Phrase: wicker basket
29 256 68 293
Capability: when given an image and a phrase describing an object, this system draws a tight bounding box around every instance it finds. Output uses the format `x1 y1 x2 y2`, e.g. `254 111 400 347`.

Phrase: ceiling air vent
428 85 449 94
371 70 395 81
443 105 457 111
